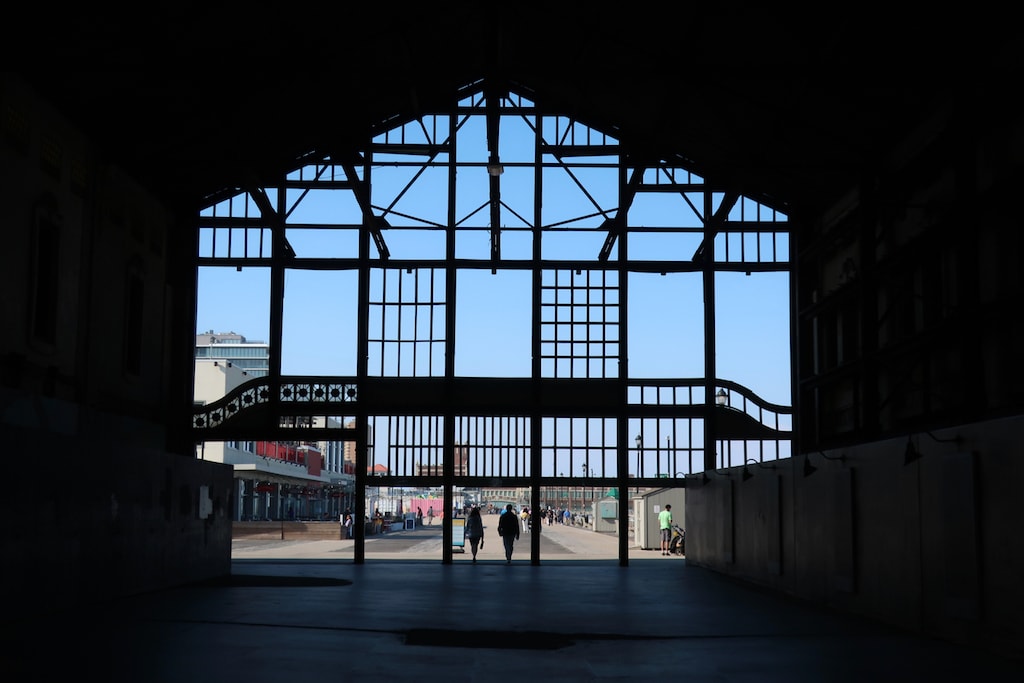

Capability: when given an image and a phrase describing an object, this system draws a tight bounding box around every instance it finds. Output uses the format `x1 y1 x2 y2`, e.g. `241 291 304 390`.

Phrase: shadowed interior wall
0 77 233 611
685 416 1024 659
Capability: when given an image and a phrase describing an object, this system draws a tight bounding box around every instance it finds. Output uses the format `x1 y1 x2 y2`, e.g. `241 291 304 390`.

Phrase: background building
195 331 270 378
194 350 353 520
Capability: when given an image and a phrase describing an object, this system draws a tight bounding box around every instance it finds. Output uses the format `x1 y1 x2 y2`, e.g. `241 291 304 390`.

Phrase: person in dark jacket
497 504 521 563
464 506 485 562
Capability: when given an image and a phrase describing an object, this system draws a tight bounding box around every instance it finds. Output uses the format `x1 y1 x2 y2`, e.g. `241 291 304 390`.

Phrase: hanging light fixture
903 431 961 466
803 456 818 478
743 458 777 482
804 451 845 477
904 437 921 465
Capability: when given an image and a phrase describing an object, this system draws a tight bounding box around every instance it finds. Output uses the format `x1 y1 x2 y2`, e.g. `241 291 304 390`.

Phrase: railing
714 379 792 434
232 519 395 540
629 378 792 435
194 376 359 430
195 375 791 441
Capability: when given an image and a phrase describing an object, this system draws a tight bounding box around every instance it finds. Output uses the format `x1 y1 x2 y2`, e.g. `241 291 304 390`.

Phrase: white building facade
193 357 354 521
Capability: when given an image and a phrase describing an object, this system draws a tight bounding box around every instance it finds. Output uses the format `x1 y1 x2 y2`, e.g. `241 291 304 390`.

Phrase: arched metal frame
192 79 793 565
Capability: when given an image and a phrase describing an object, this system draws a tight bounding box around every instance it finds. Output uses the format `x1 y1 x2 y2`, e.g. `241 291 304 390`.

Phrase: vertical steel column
353 149 373 564
530 110 548 564
616 160 631 567
790 215 803 459
858 177 880 442
268 186 287 415
703 190 718 472
442 110 460 563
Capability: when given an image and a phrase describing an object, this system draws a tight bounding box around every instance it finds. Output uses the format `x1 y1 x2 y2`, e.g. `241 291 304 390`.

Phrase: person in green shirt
658 504 673 556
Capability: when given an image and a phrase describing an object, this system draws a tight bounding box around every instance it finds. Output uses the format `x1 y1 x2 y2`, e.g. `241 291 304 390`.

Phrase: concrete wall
684 415 1024 659
0 399 234 614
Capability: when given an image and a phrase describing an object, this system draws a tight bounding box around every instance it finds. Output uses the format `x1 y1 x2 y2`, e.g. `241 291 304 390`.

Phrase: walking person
427 506 434 526
659 504 673 556
343 512 354 539
465 506 485 562
497 503 521 563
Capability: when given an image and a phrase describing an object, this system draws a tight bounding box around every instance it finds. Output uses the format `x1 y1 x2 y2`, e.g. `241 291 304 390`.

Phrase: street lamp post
634 434 642 494
587 467 595 521
662 436 671 477
558 472 563 512
580 462 585 513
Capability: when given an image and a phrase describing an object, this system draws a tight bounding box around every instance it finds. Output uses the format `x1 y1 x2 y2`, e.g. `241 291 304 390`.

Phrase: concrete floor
10 521 1023 682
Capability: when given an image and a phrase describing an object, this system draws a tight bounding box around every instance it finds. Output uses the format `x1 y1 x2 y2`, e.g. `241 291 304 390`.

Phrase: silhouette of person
464 506 485 562
497 503 521 563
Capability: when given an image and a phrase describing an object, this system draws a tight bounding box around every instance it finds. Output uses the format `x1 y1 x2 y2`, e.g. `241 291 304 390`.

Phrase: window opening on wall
123 262 145 376
30 197 60 349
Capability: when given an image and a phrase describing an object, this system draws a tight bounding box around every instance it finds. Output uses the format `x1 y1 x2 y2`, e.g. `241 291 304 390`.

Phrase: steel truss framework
192 79 794 564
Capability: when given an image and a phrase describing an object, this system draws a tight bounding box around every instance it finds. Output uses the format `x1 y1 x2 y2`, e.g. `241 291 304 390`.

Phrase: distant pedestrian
659 504 673 556
343 513 354 539
417 508 424 526
465 506 485 562
497 503 521 563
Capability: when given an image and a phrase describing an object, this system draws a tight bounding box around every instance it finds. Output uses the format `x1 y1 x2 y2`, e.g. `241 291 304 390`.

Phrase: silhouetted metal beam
248 185 295 258
486 84 503 263
343 162 390 259
691 191 739 262
598 166 644 261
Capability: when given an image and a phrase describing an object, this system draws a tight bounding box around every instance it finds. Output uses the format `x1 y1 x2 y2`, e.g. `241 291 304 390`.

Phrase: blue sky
197 267 790 399
196 254 791 403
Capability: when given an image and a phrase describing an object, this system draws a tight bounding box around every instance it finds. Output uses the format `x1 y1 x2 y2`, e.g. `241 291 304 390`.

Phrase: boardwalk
232 516 664 562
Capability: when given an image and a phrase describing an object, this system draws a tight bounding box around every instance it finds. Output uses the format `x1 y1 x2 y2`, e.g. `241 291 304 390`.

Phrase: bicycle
668 524 685 556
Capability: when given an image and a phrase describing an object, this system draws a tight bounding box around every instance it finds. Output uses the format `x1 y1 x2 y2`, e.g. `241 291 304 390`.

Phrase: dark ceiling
19 7 1020 219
